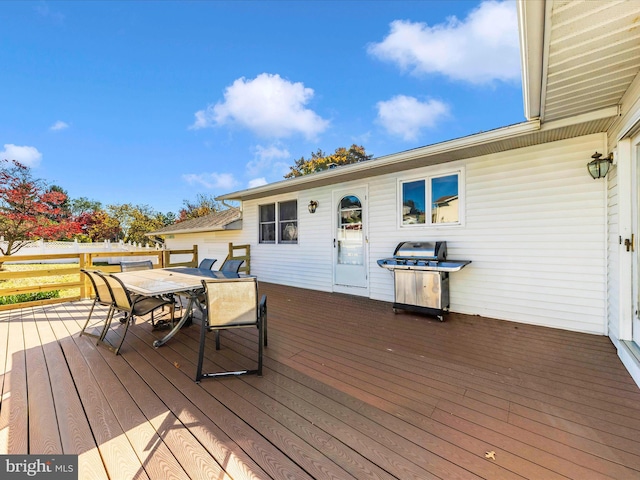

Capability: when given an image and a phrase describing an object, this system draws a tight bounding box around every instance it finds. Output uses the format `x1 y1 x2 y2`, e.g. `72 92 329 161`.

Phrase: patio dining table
113 266 252 348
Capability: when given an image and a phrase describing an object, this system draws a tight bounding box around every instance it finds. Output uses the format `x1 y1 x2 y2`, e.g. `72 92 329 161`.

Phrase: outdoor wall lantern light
587 152 613 179
308 200 319 214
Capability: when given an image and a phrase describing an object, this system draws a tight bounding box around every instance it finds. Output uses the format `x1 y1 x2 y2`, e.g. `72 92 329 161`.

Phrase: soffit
542 0 640 122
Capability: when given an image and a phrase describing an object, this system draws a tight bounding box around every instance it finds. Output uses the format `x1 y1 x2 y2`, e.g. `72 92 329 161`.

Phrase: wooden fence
0 246 199 312
0 243 252 312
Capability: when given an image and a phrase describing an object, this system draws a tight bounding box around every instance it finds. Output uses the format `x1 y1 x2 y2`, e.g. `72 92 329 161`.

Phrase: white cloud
34 2 65 24
248 178 268 189
246 144 290 177
0 144 43 168
368 0 519 84
182 172 238 191
190 73 329 139
376 95 450 141
50 120 69 131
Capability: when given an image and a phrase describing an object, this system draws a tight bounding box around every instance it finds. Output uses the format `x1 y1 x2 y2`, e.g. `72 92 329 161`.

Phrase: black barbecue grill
377 241 471 321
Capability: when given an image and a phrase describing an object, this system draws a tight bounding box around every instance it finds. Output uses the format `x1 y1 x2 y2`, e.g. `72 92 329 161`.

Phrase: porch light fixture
308 200 319 214
587 152 613 179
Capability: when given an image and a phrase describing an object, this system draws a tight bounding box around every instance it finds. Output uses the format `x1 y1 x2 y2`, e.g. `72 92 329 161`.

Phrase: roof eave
216 119 541 202
147 225 241 237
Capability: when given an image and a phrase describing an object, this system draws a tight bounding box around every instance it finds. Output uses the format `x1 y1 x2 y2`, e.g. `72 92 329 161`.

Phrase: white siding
607 165 620 340
167 134 608 335
367 134 607 334
244 192 335 292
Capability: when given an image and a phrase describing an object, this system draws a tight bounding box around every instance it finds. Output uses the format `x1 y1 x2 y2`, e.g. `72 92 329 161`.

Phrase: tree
0 159 81 256
178 193 222 222
107 203 168 245
156 211 177 226
284 144 373 178
70 196 102 216
75 210 121 242
48 185 72 218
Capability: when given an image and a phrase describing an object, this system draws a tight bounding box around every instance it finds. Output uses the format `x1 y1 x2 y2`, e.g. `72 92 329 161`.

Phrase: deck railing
226 242 251 274
0 246 200 311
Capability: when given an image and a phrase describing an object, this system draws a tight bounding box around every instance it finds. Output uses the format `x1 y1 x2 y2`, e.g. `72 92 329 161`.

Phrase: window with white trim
400 171 462 227
259 200 298 243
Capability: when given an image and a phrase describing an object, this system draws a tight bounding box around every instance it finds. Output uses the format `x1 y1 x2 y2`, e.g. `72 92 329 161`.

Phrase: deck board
24 307 62 454
35 304 109 479
46 307 151 480
0 309 28 454
0 282 639 479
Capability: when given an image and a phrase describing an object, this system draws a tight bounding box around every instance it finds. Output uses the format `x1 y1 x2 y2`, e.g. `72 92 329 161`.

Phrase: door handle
333 238 336 248
625 234 635 252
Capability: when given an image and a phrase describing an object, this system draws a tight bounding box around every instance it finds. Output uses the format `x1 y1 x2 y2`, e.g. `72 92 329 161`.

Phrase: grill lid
393 241 447 261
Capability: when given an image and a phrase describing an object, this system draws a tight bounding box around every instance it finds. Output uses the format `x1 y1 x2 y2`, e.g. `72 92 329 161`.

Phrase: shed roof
148 208 242 236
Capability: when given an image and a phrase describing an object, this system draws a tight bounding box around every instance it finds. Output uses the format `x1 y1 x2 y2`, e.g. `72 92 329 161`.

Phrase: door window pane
337 195 363 265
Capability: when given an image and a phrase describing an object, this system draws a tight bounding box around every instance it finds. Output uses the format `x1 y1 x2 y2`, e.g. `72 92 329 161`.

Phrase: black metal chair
198 258 217 270
195 277 267 381
79 269 115 342
219 258 244 273
97 272 175 354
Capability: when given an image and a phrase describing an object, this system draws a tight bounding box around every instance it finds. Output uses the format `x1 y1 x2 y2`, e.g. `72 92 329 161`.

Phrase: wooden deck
1 282 640 479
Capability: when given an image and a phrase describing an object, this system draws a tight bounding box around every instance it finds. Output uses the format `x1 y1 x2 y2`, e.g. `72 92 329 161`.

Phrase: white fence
0 239 163 264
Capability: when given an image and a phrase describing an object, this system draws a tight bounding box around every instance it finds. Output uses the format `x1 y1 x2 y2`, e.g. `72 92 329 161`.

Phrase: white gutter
516 0 546 120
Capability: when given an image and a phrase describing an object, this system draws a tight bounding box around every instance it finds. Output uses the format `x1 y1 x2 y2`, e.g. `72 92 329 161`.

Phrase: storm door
333 187 368 289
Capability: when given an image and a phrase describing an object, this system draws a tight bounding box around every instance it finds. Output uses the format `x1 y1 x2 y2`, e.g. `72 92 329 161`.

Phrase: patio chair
198 258 217 270
195 277 267 381
120 259 174 326
98 272 175 354
79 269 115 342
120 260 154 271
219 258 244 273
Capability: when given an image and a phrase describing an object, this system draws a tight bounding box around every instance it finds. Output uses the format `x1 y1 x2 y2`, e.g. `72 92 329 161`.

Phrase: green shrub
0 290 60 305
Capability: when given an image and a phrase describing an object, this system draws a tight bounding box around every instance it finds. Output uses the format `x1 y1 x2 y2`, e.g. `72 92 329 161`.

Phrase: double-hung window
399 170 463 227
259 200 298 244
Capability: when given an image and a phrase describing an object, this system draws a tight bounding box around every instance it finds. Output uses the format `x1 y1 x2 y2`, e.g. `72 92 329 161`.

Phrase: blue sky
1 0 524 214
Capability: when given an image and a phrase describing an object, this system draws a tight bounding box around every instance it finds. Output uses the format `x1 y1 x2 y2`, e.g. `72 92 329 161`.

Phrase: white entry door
333 187 368 289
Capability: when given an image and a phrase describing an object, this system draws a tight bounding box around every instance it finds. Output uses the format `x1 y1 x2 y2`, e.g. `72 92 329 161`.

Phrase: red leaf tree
0 159 81 256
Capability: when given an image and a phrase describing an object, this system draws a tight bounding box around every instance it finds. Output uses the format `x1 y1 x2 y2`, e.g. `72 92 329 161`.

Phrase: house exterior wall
165 134 608 334
367 134 607 334
243 192 335 292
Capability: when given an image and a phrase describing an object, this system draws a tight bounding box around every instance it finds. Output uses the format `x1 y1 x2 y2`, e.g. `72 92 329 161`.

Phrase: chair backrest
98 273 134 312
81 269 114 304
120 260 153 272
220 259 244 273
202 277 258 327
198 258 217 270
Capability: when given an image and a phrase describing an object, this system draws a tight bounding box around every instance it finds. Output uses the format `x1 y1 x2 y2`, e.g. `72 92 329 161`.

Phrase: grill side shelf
376 259 471 272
